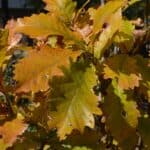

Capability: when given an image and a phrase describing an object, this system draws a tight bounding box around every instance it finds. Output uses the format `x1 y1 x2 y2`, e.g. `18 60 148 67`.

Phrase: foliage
0 0 149 149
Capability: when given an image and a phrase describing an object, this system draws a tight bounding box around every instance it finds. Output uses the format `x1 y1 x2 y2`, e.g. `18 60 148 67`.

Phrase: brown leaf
103 54 142 90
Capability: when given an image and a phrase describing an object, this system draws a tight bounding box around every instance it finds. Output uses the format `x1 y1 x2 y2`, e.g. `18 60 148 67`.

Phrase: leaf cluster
0 0 149 149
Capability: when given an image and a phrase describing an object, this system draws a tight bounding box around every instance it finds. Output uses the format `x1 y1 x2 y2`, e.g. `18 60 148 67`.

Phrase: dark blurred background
0 0 149 27
0 0 44 26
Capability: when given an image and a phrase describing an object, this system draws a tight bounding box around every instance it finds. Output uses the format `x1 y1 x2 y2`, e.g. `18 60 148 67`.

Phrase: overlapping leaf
102 86 138 149
112 79 140 128
65 128 105 150
114 20 134 51
43 0 76 23
90 0 124 34
15 13 84 49
0 118 28 149
14 46 80 93
48 62 102 140
94 10 122 58
102 54 141 90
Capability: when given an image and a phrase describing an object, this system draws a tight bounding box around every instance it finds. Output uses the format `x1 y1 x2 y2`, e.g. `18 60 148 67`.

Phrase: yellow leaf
0 29 8 67
15 13 85 49
43 0 76 23
48 62 102 140
114 20 134 51
91 0 124 34
14 46 80 93
94 10 122 58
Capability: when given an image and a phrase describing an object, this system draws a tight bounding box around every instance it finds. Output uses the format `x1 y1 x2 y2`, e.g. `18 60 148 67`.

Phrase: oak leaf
94 10 122 58
103 54 141 90
102 86 138 149
112 79 140 128
14 46 80 93
48 62 102 140
91 0 124 34
114 20 134 51
15 13 85 50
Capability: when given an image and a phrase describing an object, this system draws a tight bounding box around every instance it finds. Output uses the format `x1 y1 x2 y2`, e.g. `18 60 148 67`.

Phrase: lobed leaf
14 45 80 93
114 20 134 51
15 13 84 49
112 79 140 128
94 10 122 58
102 54 141 90
91 0 124 34
102 86 138 149
48 62 102 140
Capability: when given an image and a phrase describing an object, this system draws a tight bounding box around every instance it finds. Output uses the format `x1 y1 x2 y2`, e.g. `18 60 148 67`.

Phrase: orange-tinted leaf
14 46 80 93
103 54 141 90
15 13 85 49
0 118 28 148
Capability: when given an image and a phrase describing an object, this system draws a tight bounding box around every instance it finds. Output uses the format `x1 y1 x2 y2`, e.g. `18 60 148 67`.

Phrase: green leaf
43 0 76 23
102 86 138 149
102 54 141 90
114 20 134 51
138 117 150 149
48 62 102 140
0 29 8 67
